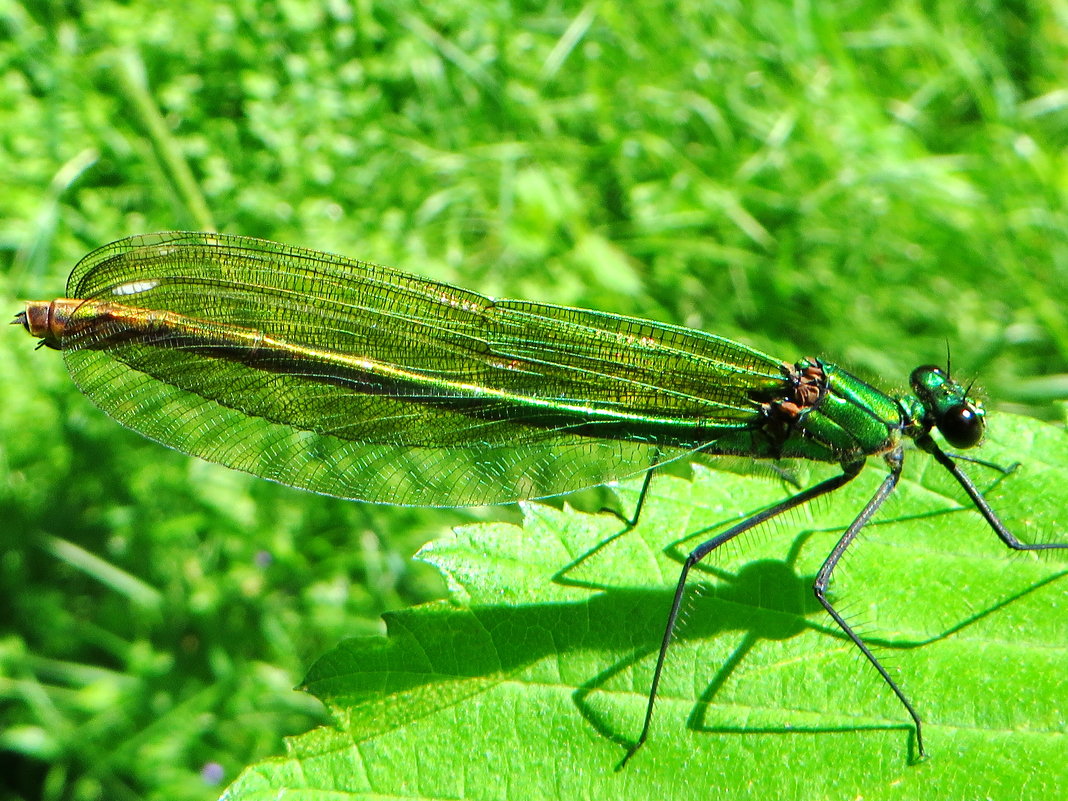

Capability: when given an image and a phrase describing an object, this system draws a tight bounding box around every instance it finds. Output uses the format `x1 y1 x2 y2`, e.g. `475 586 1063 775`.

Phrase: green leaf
223 413 1068 800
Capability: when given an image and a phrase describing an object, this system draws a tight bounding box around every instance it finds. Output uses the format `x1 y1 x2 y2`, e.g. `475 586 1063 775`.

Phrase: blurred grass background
1 1 1067 799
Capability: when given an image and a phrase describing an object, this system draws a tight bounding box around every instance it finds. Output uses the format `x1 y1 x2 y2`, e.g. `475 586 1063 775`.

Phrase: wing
57 231 786 506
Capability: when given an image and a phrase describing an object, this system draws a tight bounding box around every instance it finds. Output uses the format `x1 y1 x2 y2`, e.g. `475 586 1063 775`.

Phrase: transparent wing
60 231 786 506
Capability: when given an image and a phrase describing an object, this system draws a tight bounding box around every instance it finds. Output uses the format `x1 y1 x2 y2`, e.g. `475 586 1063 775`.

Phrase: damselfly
16 231 1066 759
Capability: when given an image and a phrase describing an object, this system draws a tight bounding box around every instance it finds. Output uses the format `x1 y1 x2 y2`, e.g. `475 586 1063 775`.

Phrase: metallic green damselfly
16 231 1066 759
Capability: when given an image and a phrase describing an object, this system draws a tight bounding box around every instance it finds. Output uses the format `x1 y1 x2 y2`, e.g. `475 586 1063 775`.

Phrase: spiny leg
623 460 864 764
943 451 1018 475
918 434 1068 552
555 452 660 587
812 448 924 755
618 457 657 528
815 436 1067 760
593 448 660 527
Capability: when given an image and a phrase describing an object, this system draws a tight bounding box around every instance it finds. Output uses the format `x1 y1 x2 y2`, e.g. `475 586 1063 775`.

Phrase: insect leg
598 447 661 528
918 434 1068 552
624 460 864 763
812 447 924 755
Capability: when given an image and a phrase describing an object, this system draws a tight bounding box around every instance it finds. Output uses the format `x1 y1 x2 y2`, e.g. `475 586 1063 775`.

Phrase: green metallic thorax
792 360 908 458
702 358 918 466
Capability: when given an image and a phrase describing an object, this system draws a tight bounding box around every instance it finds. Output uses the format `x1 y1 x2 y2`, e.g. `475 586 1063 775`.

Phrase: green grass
1 1 1067 799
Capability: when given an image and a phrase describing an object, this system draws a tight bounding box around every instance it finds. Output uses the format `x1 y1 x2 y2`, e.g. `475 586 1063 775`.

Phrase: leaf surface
223 413 1068 801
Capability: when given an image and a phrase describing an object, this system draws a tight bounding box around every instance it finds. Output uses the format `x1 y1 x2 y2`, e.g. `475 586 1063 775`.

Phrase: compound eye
938 403 984 449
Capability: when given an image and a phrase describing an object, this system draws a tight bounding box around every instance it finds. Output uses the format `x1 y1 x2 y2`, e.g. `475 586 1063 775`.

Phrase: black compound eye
938 404 984 449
